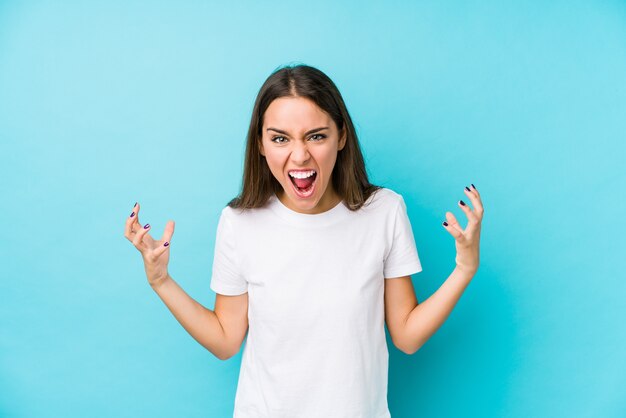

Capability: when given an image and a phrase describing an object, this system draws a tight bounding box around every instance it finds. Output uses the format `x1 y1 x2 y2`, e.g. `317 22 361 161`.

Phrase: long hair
227 63 381 211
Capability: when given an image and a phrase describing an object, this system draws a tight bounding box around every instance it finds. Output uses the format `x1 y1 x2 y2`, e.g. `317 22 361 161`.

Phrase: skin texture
259 96 346 215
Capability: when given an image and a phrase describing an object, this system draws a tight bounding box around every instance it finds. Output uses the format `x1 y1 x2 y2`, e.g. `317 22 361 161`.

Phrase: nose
290 140 311 164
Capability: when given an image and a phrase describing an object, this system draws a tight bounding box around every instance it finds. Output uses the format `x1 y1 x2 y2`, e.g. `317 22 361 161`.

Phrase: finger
132 221 152 250
129 202 142 233
442 213 465 241
154 220 175 258
125 202 141 241
445 211 465 233
458 198 479 226
464 185 484 217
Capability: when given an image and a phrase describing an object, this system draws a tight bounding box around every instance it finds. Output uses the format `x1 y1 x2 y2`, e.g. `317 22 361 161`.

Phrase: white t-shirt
210 187 423 418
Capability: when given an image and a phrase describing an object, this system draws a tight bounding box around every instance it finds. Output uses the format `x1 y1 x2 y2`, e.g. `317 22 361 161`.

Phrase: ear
259 137 265 156
338 127 347 151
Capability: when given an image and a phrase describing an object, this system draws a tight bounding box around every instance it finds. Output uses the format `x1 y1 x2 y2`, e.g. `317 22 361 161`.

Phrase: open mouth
288 171 317 198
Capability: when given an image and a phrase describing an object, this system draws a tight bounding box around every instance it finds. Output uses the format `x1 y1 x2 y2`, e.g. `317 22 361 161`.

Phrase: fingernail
459 200 466 206
130 212 135 217
442 221 448 226
144 224 150 229
465 186 471 192
164 242 169 247
471 184 477 190
134 202 137 207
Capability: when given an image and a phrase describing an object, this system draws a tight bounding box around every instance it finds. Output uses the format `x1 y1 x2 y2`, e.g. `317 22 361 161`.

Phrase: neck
278 185 342 214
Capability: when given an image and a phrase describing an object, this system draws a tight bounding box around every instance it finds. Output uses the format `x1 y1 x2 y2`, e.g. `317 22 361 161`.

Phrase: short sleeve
383 196 423 279
209 209 248 295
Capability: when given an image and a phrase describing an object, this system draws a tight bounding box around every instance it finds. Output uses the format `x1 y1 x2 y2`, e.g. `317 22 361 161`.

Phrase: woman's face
260 96 346 214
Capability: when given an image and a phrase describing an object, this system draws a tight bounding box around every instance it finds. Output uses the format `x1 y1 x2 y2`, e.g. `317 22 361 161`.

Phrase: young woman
125 64 484 418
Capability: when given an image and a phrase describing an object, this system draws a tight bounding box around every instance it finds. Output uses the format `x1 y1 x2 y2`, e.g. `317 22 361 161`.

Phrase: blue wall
1 1 624 417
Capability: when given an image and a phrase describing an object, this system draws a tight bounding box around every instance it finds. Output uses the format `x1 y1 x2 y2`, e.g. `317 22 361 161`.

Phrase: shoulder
220 204 238 218
219 202 271 228
350 187 407 222
365 187 406 211
220 205 246 224
374 187 404 202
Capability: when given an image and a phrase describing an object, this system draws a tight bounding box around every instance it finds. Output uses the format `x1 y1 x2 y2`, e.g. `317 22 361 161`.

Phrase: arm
391 183 483 354
151 274 240 360
391 267 475 355
124 203 248 360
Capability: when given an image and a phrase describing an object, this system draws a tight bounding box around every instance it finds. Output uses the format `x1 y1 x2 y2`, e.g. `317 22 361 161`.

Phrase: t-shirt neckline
268 192 350 227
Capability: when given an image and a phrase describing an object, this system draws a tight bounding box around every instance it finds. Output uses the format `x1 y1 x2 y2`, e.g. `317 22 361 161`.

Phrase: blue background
1 1 625 417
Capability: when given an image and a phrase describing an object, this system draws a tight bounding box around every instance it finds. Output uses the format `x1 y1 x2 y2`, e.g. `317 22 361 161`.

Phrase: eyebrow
266 126 329 136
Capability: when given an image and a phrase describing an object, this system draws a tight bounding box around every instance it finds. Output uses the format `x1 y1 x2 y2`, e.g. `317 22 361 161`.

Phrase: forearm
151 274 230 360
401 266 476 354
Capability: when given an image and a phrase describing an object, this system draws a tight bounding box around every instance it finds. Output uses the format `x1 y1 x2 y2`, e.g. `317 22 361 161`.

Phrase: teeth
289 170 316 179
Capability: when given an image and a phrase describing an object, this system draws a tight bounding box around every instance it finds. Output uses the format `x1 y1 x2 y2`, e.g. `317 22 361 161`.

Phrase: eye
309 134 326 141
270 136 287 144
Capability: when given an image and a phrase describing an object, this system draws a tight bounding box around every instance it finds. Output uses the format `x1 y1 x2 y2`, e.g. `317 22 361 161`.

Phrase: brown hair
227 63 381 211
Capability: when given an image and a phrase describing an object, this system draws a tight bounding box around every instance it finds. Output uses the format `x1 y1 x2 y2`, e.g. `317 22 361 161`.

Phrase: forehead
263 97 332 129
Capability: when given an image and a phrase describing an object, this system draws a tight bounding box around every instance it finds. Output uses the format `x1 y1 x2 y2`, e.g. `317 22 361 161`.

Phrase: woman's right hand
124 202 175 288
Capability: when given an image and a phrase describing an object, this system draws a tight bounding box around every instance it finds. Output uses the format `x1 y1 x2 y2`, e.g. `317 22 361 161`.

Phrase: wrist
150 273 171 291
455 264 478 277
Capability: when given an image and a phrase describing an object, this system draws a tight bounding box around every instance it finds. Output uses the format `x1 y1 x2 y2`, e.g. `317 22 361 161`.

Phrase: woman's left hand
442 184 484 275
